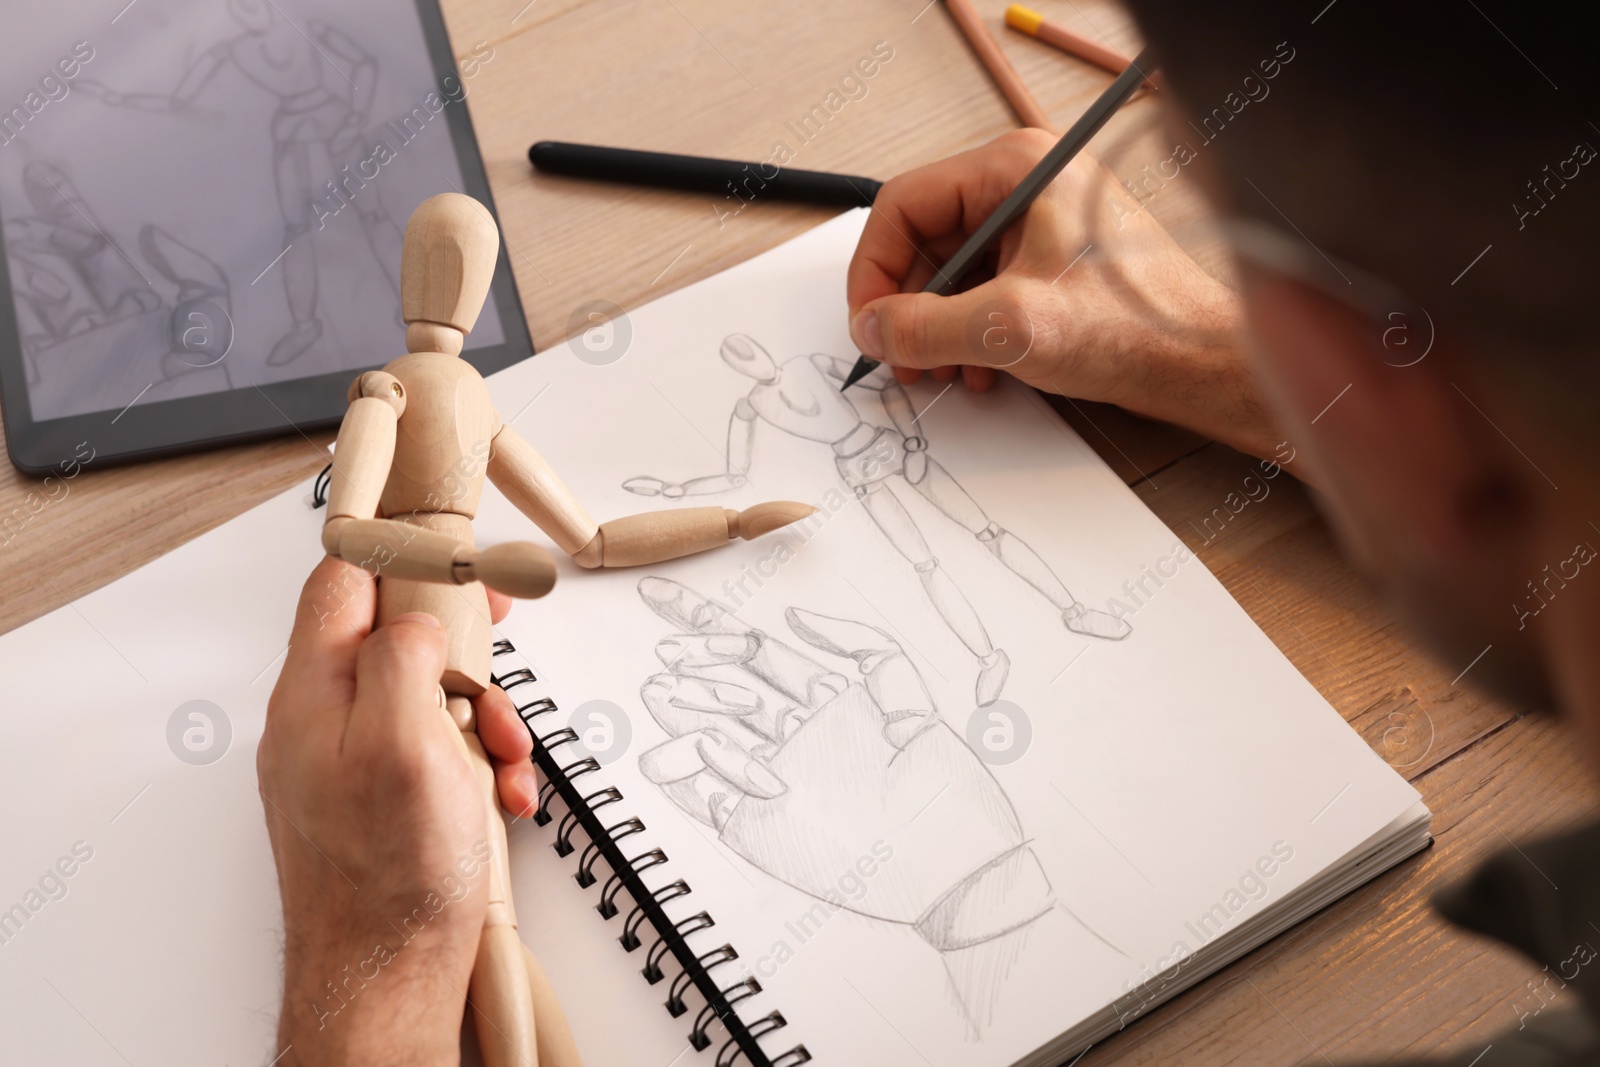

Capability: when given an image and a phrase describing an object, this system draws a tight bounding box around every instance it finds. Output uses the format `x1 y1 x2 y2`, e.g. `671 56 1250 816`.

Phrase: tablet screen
1 0 505 424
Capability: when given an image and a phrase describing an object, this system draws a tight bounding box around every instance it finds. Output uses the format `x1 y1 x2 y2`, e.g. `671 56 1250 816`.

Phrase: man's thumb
851 287 1006 370
352 612 451 739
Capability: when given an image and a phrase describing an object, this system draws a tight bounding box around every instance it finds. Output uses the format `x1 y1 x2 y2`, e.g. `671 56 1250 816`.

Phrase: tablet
0 0 531 476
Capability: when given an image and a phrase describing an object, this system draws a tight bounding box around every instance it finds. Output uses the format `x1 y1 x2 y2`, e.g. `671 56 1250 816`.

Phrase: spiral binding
312 463 333 508
493 640 811 1067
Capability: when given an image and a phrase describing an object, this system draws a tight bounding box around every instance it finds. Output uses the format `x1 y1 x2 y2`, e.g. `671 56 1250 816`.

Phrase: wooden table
1 2 1589 1063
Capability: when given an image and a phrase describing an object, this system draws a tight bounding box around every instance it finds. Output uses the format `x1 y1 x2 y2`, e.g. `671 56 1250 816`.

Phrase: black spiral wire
493 643 809 1066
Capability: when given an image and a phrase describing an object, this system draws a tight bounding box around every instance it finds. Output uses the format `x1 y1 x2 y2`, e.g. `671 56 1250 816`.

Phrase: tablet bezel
0 0 533 477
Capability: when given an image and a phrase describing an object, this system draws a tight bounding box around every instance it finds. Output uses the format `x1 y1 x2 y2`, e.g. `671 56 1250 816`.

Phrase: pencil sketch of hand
634 578 1054 964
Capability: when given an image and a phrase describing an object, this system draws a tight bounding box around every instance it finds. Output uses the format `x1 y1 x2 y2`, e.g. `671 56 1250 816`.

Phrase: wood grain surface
1 2 1590 1063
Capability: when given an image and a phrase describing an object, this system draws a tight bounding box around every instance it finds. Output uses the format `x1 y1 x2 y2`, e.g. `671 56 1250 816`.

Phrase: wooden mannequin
321 193 813 1067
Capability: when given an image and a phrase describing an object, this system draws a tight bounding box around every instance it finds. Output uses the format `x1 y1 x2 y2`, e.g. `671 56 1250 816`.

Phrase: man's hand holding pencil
845 129 1282 463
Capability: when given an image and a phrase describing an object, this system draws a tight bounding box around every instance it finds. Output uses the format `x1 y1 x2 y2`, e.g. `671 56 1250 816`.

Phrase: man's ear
1242 272 1573 709
1239 273 1525 573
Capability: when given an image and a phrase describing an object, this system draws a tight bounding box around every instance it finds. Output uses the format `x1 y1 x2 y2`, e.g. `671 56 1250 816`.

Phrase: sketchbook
0 209 1428 1067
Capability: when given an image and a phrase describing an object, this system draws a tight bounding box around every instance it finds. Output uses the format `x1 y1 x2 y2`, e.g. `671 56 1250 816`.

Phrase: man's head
1125 3 1600 719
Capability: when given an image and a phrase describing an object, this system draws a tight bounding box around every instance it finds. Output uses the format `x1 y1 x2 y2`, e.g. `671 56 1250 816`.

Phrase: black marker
841 48 1157 390
528 141 882 207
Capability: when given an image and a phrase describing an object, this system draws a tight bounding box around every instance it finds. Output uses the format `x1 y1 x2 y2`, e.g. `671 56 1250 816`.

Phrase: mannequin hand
623 476 686 498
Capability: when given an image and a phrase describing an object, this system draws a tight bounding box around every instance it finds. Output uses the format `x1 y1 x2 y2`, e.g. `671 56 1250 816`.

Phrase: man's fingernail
393 612 442 629
516 775 539 819
852 310 882 360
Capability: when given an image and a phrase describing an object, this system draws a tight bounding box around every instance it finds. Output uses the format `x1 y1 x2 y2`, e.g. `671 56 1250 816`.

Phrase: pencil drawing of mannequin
625 334 1131 706
83 0 403 366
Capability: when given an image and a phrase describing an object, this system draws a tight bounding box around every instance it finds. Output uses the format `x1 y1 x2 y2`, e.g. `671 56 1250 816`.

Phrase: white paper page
477 210 1423 1066
0 208 1421 1067
0 484 323 1065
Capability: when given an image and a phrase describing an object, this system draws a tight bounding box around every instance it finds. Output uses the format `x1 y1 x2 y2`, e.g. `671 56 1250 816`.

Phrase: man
261 2 1600 1062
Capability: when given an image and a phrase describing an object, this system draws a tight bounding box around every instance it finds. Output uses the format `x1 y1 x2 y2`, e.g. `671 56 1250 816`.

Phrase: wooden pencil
841 49 1153 389
1004 4 1156 89
943 0 1059 133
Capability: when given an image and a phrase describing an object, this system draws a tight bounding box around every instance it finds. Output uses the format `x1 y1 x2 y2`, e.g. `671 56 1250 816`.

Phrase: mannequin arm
811 352 921 439
621 398 757 498
880 377 922 442
321 371 404 548
486 423 601 556
316 22 378 119
490 418 813 569
328 519 555 598
724 397 757 484
811 352 856 383
321 375 554 599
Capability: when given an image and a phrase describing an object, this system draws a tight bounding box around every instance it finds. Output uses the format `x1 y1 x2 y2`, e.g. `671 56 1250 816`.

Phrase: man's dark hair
1125 2 1600 375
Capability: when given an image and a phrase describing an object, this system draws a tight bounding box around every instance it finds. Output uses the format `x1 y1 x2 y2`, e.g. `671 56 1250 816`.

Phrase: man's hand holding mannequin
259 557 537 1066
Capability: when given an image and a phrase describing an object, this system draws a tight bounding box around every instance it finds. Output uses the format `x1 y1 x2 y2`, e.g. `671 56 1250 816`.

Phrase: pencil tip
841 357 878 391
